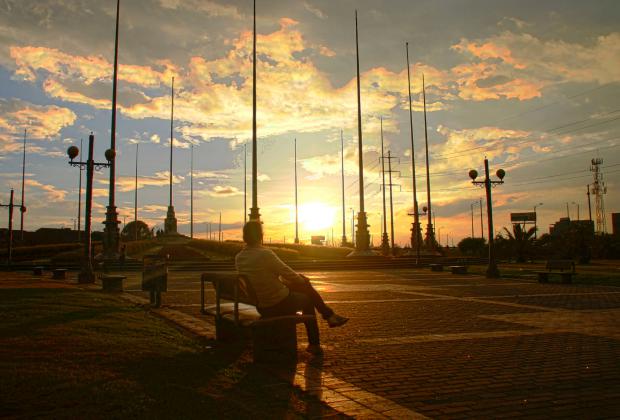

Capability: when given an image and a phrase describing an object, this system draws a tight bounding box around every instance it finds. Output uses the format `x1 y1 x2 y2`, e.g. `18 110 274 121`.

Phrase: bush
1 243 82 262
187 239 300 260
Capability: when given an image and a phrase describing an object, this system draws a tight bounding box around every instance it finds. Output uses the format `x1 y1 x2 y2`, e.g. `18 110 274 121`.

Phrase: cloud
25 179 67 201
208 185 242 197
0 98 76 153
257 173 271 182
114 171 185 192
303 2 327 19
193 170 230 179
8 19 445 144
450 31 620 100
158 0 241 19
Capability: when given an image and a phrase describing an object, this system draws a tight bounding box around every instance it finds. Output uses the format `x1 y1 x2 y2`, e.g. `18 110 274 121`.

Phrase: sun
298 202 336 233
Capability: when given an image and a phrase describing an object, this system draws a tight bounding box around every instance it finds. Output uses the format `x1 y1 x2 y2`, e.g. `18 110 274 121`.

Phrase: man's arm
267 250 305 285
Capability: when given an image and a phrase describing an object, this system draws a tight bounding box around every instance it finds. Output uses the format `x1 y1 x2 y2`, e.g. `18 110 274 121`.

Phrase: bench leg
537 273 549 283
252 320 298 364
561 273 573 284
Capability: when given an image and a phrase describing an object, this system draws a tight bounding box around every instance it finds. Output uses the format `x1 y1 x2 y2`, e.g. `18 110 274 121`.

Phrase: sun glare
298 202 336 233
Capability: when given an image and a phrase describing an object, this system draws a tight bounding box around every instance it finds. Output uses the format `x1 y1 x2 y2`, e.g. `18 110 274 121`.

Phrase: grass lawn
467 260 620 287
0 283 342 419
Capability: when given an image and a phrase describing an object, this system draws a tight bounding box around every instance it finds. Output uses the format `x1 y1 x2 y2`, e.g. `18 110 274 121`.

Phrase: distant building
549 217 594 237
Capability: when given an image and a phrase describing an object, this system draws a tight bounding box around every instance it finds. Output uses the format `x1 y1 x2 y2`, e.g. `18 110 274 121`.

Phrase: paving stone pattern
125 269 620 418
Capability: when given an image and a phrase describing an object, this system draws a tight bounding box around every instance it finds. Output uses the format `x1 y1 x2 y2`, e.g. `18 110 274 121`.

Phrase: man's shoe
306 344 324 355
327 314 349 328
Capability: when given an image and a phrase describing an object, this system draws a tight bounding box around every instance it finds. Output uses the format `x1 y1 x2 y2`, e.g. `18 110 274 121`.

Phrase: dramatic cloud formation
0 98 76 153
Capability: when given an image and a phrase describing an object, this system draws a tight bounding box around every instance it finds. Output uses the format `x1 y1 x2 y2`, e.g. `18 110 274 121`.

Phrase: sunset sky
1 0 619 245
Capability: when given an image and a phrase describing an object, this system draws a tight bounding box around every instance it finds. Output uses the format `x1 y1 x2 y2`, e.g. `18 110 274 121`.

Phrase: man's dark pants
257 277 333 345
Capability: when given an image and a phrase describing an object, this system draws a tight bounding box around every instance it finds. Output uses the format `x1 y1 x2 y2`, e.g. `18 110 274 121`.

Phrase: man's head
243 221 263 246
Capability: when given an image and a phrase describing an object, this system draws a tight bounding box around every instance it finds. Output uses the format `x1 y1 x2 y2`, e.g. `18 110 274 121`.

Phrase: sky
1 0 619 245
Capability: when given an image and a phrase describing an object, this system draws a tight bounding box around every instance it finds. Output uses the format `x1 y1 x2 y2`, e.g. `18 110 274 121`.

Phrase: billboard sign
510 212 536 223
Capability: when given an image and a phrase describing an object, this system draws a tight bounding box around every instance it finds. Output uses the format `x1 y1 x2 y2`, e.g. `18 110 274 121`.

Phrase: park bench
33 266 44 276
429 263 443 272
200 272 316 363
101 274 126 292
450 265 468 274
52 268 68 280
536 260 576 284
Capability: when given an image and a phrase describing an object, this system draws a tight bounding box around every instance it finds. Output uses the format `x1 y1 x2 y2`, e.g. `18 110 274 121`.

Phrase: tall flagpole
406 42 421 256
244 143 247 224
350 9 371 255
190 144 194 239
294 138 299 244
134 143 138 241
249 0 260 222
422 74 435 249
164 76 178 234
340 130 347 246
388 150 396 254
169 77 174 208
104 0 121 258
19 129 26 241
380 118 389 255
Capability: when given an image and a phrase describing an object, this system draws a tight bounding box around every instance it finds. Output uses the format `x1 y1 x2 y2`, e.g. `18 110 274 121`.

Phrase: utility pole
294 138 299 244
587 184 592 222
387 150 396 255
219 212 222 242
380 118 389 255
134 143 138 241
590 158 607 233
103 0 121 260
405 42 421 253
19 129 27 241
249 0 260 222
340 130 347 246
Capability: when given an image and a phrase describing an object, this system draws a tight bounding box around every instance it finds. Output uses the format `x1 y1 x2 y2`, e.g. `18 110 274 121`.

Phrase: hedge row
1 242 83 261
187 239 299 260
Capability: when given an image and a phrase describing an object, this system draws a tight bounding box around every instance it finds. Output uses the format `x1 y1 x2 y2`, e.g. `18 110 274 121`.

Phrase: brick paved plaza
121 268 620 418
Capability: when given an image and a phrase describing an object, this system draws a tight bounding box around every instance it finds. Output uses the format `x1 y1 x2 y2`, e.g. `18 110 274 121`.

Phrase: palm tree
502 224 536 263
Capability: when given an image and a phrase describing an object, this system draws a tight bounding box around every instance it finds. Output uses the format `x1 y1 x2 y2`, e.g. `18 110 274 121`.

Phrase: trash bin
142 254 168 307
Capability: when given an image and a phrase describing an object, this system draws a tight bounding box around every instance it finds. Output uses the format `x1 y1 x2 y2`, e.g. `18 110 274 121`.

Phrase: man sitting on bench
235 221 349 355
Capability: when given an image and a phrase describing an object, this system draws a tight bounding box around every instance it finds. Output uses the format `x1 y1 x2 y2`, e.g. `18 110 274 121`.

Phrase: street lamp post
469 158 505 278
67 133 113 283
0 189 22 267
533 202 543 240
470 202 476 238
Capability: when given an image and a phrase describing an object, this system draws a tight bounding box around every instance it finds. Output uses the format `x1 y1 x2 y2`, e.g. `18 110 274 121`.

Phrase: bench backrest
546 259 575 272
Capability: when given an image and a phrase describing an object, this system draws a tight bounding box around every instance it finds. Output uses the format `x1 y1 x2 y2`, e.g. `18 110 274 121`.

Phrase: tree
457 237 486 257
121 220 152 241
502 224 536 263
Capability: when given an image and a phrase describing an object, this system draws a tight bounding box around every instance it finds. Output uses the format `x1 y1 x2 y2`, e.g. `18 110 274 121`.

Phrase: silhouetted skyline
0 0 618 244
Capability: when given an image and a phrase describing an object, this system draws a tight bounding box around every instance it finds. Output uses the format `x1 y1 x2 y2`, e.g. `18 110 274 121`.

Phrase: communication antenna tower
590 158 607 234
